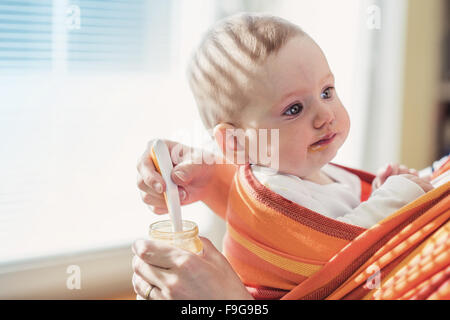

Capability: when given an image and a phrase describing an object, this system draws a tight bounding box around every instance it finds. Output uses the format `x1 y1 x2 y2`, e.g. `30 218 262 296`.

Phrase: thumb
198 236 224 263
171 160 205 186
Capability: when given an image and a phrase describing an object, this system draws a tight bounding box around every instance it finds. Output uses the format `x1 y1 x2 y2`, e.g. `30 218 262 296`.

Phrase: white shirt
251 164 426 229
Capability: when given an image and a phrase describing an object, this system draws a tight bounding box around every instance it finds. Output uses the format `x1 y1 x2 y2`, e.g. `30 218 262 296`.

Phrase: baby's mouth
308 133 337 152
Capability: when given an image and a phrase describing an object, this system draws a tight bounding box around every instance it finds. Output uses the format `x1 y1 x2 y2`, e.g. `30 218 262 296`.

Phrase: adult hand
131 237 254 300
136 139 217 214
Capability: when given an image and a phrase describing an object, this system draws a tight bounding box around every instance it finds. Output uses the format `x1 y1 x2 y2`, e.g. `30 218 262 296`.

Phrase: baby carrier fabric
222 161 450 300
223 163 374 299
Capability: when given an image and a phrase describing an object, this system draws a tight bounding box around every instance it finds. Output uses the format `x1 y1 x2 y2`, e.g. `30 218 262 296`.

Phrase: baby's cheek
283 146 307 169
277 129 309 168
340 106 351 132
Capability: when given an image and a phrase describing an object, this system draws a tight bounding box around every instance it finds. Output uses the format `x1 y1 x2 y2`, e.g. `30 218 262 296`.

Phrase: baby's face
241 35 350 179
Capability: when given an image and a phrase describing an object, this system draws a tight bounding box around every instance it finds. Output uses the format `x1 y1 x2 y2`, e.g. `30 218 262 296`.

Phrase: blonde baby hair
186 13 306 131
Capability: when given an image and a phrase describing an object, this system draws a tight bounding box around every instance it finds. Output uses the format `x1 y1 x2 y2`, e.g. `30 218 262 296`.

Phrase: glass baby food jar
149 220 203 255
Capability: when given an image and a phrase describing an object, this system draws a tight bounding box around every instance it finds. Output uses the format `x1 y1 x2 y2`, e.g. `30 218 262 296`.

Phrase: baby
185 13 433 227
137 13 438 298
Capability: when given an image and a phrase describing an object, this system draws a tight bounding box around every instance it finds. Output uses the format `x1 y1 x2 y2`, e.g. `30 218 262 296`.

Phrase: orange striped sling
222 161 450 300
222 163 374 299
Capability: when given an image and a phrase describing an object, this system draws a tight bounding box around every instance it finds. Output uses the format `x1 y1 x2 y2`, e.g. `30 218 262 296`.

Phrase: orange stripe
369 221 450 300
224 234 305 291
228 172 352 261
283 183 449 300
224 233 307 284
401 265 450 300
427 279 450 300
227 223 323 277
241 165 366 240
328 203 450 300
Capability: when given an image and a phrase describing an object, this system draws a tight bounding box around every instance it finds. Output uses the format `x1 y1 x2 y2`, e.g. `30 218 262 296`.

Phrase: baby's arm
336 174 432 229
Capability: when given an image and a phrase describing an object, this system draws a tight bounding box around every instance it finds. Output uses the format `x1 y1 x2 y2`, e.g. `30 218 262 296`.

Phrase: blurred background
0 0 448 299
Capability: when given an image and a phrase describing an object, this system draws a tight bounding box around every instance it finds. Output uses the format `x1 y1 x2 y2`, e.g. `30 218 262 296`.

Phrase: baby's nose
313 105 335 129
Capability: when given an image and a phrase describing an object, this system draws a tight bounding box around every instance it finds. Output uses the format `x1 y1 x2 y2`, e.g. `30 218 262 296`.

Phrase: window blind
66 0 171 72
0 0 172 73
0 0 176 264
0 0 53 71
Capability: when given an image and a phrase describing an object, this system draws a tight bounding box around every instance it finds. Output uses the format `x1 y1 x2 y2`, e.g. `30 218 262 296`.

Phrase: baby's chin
293 148 341 176
257 141 342 176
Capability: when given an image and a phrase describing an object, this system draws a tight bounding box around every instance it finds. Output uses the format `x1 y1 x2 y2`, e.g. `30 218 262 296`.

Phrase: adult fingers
137 143 166 194
148 139 195 167
198 236 228 265
132 273 164 300
141 187 187 208
140 189 187 212
140 190 167 208
137 173 151 193
132 239 187 269
171 161 206 187
151 206 169 215
132 255 170 290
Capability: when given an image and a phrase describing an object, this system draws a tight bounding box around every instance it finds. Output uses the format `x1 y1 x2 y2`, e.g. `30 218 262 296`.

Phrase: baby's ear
213 123 236 156
213 123 247 163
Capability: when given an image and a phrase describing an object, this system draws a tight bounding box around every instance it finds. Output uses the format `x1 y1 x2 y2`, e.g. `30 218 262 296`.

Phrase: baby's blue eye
321 87 334 99
284 103 303 116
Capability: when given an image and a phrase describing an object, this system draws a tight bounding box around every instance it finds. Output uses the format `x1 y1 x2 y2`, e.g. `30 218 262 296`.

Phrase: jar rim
149 220 198 240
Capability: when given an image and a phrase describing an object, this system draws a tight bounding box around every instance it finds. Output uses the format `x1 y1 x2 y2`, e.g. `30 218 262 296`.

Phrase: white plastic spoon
150 139 183 232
